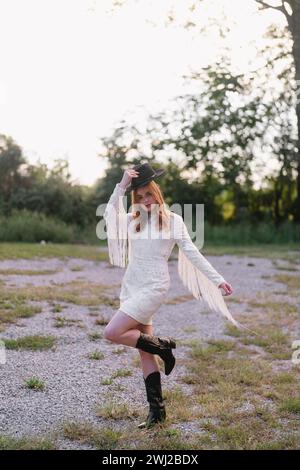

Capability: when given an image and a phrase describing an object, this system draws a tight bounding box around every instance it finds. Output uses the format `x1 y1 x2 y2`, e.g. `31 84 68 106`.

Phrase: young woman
102 162 235 429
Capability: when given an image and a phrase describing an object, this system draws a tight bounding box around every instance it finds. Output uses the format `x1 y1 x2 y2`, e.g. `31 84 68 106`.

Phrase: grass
177 335 300 449
0 268 60 275
0 299 42 326
201 243 300 261
88 350 105 360
24 377 45 390
0 241 299 449
51 304 64 313
88 331 102 341
3 334 56 351
53 316 82 328
246 299 298 317
0 241 300 263
162 386 196 423
129 427 202 450
0 434 56 450
70 265 83 271
111 369 132 379
62 419 192 450
165 294 194 305
241 327 291 357
0 242 107 261
95 399 140 420
62 421 123 450
101 378 114 385
271 273 300 290
0 281 119 329
279 398 300 414
94 316 109 326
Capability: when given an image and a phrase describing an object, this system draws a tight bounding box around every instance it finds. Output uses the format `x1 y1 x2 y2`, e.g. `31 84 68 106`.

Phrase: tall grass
0 209 74 243
1 209 300 245
205 220 300 245
0 209 105 244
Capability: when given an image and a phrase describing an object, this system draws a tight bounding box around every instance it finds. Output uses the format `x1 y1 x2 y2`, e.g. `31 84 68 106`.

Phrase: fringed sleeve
174 214 239 327
103 183 131 268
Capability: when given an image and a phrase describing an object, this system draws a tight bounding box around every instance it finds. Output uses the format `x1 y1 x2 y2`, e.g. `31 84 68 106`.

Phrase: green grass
0 300 42 326
53 316 82 328
62 421 122 450
279 398 300 414
0 281 118 327
88 332 102 341
197 243 300 261
111 368 133 379
177 333 300 449
0 268 60 275
51 304 64 313
3 334 56 351
0 434 56 450
24 377 45 390
241 328 290 357
0 242 300 263
88 350 105 360
95 399 139 420
101 378 114 385
271 273 300 290
0 242 107 261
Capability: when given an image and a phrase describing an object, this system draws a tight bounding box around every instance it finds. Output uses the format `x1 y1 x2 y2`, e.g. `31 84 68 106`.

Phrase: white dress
103 183 238 327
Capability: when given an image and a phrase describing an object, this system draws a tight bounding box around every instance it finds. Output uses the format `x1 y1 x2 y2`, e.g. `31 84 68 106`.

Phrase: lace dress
103 183 238 327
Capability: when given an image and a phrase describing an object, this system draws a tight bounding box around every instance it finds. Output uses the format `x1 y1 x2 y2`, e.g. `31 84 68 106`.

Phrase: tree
0 135 26 213
146 57 275 222
255 1 300 220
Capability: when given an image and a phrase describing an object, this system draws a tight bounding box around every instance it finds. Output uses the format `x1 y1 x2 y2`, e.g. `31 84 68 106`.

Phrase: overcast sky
0 0 284 186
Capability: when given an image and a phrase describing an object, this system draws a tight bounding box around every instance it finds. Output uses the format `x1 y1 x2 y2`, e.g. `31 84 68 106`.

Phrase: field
0 243 299 450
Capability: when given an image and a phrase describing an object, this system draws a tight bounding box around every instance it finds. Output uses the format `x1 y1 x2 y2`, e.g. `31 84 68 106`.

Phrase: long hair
130 180 171 233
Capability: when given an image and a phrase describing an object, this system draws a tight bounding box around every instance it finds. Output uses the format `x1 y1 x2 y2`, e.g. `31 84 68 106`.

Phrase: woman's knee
103 325 119 342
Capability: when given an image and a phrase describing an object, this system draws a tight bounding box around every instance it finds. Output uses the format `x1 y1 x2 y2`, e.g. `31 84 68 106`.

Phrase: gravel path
0 253 298 449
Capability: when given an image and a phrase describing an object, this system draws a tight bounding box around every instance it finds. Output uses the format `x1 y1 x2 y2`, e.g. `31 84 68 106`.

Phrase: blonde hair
130 180 170 233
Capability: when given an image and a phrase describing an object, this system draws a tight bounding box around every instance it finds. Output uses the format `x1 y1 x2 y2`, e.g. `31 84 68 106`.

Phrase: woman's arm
103 167 140 224
103 182 132 225
174 214 226 288
102 170 139 268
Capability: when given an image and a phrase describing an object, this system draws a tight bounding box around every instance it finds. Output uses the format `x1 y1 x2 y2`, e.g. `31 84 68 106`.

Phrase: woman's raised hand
119 168 140 190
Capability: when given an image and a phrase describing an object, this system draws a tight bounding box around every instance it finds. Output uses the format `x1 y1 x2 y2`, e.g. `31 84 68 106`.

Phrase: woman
102 162 235 429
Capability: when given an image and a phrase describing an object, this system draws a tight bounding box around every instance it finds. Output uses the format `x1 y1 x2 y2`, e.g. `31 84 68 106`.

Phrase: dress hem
119 306 153 326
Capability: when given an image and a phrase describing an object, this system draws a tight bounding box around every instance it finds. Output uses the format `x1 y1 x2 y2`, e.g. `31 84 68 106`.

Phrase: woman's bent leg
103 309 159 377
103 309 147 347
104 310 159 378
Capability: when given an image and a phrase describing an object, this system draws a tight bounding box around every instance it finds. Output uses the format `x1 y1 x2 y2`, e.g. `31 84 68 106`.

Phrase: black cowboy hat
125 162 165 193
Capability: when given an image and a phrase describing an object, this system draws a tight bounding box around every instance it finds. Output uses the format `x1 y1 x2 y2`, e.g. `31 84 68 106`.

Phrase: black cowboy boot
138 371 166 429
135 332 176 375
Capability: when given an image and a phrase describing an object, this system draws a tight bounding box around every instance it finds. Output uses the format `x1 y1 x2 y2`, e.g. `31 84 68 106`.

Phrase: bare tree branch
256 0 286 12
255 0 294 32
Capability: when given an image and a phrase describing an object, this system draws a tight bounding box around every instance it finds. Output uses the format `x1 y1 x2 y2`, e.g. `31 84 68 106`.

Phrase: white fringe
177 247 239 327
105 207 130 268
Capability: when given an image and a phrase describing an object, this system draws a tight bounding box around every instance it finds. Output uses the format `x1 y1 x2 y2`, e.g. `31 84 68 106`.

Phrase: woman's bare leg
103 309 159 378
103 309 144 347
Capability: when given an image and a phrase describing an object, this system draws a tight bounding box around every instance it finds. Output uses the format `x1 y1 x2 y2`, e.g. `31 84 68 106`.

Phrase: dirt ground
0 252 299 450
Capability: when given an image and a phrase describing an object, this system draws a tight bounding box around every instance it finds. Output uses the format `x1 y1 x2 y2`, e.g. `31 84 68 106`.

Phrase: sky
0 0 285 186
